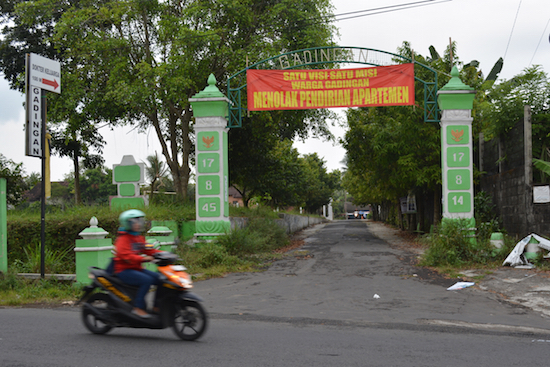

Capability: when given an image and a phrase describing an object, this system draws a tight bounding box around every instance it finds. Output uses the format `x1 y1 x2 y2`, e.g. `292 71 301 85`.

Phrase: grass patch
1 214 294 306
0 270 80 306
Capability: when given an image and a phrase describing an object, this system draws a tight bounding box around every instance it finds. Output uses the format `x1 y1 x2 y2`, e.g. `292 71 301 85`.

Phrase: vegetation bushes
420 219 512 267
1 203 294 304
217 218 289 256
6 204 196 265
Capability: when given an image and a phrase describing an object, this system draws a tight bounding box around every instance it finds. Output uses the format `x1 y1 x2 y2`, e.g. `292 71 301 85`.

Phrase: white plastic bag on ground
503 233 550 267
447 282 475 291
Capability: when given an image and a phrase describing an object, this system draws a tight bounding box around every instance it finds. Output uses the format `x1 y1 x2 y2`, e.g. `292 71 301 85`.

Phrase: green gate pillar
437 66 476 230
189 74 231 241
74 217 112 285
0 178 7 273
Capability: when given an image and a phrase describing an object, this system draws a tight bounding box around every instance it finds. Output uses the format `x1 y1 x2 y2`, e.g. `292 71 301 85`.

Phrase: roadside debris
447 282 475 291
373 294 380 299
503 233 550 268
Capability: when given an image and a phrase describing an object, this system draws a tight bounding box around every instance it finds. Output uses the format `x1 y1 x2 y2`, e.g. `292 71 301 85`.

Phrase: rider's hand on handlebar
142 255 155 262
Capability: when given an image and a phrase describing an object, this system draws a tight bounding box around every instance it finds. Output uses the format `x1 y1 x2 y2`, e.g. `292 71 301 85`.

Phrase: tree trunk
149 110 190 202
179 106 192 201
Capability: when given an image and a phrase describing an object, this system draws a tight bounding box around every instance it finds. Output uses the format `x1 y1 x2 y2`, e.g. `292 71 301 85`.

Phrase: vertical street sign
25 53 61 157
24 53 61 278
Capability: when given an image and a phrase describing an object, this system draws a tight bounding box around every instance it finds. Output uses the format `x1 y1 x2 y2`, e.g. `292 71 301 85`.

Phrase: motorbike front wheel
82 293 114 335
173 300 208 341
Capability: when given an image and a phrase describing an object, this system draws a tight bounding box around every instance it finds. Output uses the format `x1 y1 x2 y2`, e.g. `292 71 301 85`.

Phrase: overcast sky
1 0 549 181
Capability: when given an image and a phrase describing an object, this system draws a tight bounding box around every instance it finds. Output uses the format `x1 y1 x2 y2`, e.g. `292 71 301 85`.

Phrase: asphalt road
2 220 550 366
202 221 550 331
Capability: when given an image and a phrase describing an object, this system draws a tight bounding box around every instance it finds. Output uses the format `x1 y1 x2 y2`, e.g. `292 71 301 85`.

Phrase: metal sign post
25 53 61 278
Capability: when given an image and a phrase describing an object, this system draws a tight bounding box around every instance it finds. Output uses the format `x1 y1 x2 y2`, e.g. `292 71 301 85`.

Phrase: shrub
420 219 499 267
217 217 289 256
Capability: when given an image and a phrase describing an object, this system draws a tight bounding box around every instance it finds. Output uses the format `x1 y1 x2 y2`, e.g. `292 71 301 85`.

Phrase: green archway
227 46 439 128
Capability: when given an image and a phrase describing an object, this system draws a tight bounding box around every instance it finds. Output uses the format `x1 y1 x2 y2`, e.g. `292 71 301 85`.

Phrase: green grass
0 270 81 306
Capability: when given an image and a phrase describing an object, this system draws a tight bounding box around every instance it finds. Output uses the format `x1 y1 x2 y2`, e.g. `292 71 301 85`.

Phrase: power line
529 17 550 67
503 0 522 62
331 0 452 22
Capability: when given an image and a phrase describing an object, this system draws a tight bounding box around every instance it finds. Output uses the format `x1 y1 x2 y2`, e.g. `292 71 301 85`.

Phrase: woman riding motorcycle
113 209 161 318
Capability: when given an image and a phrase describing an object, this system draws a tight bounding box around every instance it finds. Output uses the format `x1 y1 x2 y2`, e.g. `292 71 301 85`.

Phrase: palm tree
145 152 168 204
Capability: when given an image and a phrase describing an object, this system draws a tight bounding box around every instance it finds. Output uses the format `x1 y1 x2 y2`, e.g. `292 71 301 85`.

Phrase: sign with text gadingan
247 64 415 111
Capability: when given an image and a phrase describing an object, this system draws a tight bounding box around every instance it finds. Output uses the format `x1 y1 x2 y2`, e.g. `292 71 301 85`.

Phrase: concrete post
146 225 175 252
0 178 7 273
74 217 112 285
189 74 231 242
437 66 476 233
144 225 175 271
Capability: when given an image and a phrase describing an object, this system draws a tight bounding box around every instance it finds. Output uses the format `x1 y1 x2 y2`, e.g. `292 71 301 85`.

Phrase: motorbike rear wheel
173 300 207 341
82 293 114 335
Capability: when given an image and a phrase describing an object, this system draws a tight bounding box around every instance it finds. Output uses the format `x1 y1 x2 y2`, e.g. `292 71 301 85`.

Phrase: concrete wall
230 214 326 235
479 107 550 237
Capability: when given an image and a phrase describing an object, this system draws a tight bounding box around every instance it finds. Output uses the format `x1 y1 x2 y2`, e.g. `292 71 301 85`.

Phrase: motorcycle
78 251 207 341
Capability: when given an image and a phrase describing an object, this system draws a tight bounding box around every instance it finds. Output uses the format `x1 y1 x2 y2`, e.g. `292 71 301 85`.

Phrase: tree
342 41 461 228
49 119 105 204
0 0 61 92
0 0 108 203
68 167 116 205
145 152 168 204
231 137 306 208
480 66 550 182
300 153 340 213
0 154 28 206
10 0 337 202
478 65 550 141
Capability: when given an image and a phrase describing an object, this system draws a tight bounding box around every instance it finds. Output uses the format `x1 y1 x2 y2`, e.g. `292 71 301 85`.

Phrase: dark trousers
117 269 162 310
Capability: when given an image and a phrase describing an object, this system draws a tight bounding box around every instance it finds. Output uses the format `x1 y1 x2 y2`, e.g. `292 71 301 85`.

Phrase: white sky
1 0 549 181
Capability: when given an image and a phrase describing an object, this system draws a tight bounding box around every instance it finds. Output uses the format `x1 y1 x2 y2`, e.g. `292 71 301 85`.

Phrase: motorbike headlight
179 276 192 287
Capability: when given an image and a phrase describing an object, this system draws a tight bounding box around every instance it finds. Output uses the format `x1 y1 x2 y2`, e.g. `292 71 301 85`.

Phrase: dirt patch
275 239 306 254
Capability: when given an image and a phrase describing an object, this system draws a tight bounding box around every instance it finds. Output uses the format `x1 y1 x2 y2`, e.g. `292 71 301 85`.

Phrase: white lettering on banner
28 87 42 157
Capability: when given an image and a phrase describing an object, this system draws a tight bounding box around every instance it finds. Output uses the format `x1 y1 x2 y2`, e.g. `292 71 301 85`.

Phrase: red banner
247 64 415 111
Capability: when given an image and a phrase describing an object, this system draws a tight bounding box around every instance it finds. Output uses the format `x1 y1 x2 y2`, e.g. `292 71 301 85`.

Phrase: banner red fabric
247 64 415 111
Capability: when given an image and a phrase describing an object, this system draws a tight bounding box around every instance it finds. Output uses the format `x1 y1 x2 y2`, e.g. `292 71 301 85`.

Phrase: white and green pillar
437 66 476 228
189 74 231 241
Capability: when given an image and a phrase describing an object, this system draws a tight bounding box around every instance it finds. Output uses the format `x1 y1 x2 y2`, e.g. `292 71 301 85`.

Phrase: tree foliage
341 41 500 226
145 152 169 204
0 154 28 206
66 167 116 205
477 65 550 146
4 0 337 203
300 153 340 213
342 42 452 211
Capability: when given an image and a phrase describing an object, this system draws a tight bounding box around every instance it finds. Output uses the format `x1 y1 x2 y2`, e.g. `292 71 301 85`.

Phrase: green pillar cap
440 66 474 91
189 74 230 117
191 74 226 99
79 217 109 239
437 66 475 110
147 226 173 235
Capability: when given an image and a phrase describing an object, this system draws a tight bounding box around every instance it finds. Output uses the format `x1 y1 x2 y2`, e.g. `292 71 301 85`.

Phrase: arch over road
227 46 439 128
